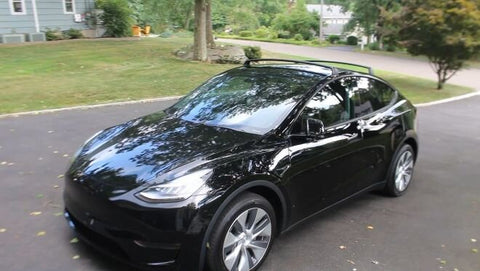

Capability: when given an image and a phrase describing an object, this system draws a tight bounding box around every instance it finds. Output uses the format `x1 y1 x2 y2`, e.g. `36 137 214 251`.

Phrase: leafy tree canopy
395 0 480 89
272 0 319 40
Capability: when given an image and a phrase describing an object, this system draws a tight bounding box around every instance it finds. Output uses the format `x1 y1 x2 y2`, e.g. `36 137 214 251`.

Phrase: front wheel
207 192 276 271
385 144 416 196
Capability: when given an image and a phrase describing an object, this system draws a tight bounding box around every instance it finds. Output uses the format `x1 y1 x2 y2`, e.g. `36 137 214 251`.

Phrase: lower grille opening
68 211 130 260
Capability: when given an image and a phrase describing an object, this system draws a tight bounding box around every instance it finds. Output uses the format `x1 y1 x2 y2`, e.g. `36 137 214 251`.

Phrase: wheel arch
199 180 288 271
403 137 418 161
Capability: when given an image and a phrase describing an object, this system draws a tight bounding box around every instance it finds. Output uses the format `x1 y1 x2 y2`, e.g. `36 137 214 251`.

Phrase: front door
283 79 377 222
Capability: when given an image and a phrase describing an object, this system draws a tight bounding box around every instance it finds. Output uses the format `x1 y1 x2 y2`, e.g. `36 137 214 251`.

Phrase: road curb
415 91 480 107
0 96 183 119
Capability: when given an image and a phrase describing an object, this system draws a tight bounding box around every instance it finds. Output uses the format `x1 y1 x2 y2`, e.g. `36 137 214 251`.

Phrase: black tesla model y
64 59 418 271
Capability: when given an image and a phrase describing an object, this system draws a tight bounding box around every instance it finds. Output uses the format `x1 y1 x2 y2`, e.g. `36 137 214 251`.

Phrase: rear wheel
385 144 415 196
207 192 276 271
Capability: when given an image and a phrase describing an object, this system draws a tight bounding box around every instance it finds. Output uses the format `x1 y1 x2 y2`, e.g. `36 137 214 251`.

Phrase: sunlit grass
0 37 473 114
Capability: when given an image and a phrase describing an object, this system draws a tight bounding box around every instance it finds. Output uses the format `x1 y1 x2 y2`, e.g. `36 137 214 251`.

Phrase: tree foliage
211 0 286 33
97 0 133 37
127 0 194 31
394 0 480 89
272 0 319 40
335 0 400 44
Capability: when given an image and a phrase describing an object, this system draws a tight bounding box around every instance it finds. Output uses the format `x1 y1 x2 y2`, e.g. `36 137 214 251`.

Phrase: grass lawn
0 37 474 114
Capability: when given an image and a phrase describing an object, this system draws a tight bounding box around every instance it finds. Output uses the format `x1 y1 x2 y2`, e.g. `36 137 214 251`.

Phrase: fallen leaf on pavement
346 259 355 265
63 154 69 157
36 194 44 199
53 185 60 189
339 245 346 250
367 225 374 230
37 231 46 236
0 228 6 233
30 211 42 216
471 238 477 243
70 237 79 243
440 259 447 265
53 212 63 216
57 174 64 179
72 255 80 260
0 161 7 165
472 248 478 253
53 151 59 154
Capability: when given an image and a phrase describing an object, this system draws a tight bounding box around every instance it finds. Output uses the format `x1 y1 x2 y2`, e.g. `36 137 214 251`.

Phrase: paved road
0 96 479 271
219 38 480 89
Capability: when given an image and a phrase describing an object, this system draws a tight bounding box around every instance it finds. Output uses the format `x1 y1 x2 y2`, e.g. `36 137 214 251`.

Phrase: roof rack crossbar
244 58 338 75
305 60 374 75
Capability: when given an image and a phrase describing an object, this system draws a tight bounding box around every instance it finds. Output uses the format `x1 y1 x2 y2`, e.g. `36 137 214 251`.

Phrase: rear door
347 76 398 190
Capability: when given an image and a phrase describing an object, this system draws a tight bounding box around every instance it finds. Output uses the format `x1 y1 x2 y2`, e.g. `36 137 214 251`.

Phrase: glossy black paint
64 63 417 271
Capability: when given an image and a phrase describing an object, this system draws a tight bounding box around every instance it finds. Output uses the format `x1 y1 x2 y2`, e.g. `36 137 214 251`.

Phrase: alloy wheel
222 207 272 271
394 150 414 192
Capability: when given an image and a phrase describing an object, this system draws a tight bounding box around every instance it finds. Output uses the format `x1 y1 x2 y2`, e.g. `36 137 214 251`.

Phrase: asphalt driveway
0 96 479 271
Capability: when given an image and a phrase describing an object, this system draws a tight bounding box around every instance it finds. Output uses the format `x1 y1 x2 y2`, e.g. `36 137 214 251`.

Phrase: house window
63 0 75 14
9 0 26 15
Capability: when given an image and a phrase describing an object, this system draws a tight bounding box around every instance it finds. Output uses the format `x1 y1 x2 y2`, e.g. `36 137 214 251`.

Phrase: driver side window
292 82 350 134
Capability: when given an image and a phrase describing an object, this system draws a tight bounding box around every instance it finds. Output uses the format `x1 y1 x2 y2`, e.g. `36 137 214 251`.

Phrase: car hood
68 111 261 196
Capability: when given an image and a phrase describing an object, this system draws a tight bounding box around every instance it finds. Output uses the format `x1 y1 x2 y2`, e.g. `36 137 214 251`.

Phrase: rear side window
347 77 396 118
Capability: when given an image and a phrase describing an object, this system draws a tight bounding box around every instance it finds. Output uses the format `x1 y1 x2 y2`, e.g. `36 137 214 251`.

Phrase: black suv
64 59 418 271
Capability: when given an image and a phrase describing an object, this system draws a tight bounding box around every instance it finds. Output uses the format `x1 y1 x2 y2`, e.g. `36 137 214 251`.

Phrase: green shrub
346 36 358 46
369 42 380 51
294 33 304 41
254 27 269 39
268 30 278 39
63 28 83 39
239 31 253 37
244 46 262 59
44 28 64 41
277 31 291 39
386 44 397 52
328 35 340 44
96 0 133 37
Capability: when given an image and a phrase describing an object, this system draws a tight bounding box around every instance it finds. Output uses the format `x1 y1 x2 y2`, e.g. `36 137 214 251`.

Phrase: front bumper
63 177 215 270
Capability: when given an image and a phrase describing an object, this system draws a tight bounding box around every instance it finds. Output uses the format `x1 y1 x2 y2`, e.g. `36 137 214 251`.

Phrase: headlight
136 169 212 203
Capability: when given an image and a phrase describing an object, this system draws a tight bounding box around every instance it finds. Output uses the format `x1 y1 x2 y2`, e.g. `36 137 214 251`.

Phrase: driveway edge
415 91 480 107
0 96 183 119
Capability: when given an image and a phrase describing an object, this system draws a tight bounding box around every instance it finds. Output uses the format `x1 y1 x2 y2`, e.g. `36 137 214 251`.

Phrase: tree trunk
436 70 444 90
206 0 215 48
193 0 207 62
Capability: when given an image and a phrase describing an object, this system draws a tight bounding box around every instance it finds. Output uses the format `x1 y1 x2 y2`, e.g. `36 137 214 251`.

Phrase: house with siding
0 0 95 43
307 4 353 38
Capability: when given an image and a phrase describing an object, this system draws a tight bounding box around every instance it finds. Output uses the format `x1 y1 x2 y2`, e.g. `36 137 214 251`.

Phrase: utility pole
319 0 324 41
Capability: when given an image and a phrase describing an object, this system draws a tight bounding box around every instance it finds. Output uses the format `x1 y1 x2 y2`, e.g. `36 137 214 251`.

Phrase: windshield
166 67 323 135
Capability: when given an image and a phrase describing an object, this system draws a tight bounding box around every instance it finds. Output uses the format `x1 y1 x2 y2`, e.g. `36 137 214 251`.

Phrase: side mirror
306 118 325 137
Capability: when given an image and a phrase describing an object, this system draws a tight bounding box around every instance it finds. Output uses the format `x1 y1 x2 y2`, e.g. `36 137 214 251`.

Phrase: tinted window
166 67 322 135
345 77 395 118
292 82 350 133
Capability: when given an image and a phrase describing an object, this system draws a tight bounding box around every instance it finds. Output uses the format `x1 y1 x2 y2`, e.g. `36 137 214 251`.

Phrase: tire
207 192 276 271
385 144 416 197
